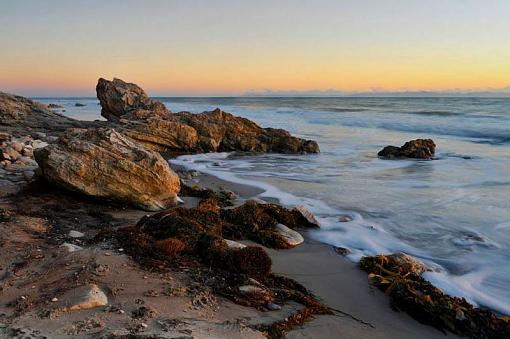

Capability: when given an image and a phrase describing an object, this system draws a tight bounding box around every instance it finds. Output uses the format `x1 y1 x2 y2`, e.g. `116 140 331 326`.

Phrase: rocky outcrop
96 78 320 154
378 139 436 159
174 108 319 153
34 128 181 211
96 78 167 121
0 91 85 135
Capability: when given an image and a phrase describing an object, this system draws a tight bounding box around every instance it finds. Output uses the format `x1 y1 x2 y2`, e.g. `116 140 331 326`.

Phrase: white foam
170 152 510 315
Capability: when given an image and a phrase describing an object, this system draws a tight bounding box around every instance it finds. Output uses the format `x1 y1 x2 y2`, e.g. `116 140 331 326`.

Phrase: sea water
39 96 510 315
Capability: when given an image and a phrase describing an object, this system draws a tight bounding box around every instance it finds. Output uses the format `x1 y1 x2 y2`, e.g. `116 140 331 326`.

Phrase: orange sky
1 1 510 96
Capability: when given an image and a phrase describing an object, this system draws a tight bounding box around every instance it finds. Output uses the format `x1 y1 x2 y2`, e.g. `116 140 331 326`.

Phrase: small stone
338 215 353 222
294 205 320 227
224 239 246 249
61 243 83 252
68 230 85 238
275 223 304 247
62 284 108 312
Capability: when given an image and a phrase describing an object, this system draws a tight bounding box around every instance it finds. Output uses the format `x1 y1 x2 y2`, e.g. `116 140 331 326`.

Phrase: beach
1 78 509 338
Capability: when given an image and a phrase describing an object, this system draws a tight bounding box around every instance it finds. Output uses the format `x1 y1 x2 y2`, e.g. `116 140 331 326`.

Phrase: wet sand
192 170 459 338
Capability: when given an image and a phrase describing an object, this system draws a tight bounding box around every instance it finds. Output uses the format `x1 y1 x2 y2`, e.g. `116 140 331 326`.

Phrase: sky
1 0 510 96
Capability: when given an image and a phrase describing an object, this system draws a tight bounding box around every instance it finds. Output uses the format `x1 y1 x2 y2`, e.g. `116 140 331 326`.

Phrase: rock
274 223 304 247
120 118 198 152
61 284 108 312
68 230 85 238
96 78 319 154
294 205 320 227
61 242 83 252
10 142 24 153
378 139 436 159
3 147 20 161
239 285 266 294
224 239 247 249
74 102 86 107
96 78 166 121
48 103 63 109
175 108 320 153
0 91 85 135
34 128 181 211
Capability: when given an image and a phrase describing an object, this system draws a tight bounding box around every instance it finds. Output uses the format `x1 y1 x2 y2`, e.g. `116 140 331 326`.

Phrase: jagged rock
0 91 85 135
96 78 167 121
34 128 181 211
61 284 108 312
378 139 436 159
275 223 304 247
96 78 319 154
175 108 319 153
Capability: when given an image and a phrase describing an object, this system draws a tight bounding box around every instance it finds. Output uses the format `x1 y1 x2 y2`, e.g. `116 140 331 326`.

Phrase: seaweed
360 253 510 339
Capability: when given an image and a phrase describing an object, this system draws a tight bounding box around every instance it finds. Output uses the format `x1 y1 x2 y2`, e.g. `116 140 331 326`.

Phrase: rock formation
378 139 436 159
96 78 320 154
0 91 85 135
34 128 181 211
96 78 167 121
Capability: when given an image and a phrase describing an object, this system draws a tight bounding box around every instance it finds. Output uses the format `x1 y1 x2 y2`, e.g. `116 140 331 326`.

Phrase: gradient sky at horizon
1 0 510 96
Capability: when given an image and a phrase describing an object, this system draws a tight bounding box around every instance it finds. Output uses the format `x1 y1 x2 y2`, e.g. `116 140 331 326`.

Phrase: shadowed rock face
34 128 181 211
0 91 84 135
378 139 436 159
96 78 320 154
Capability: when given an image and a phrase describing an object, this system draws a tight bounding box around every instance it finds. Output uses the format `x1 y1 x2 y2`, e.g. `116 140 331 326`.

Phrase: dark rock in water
34 127 181 211
378 139 436 159
360 253 510 338
74 102 86 107
96 77 319 154
48 103 64 109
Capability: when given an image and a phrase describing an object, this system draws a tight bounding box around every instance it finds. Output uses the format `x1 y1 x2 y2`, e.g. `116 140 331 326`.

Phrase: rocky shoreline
0 79 509 338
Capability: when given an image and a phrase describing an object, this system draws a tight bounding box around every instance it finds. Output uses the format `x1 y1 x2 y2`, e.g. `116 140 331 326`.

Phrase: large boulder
34 128 181 211
96 78 167 121
96 78 320 154
378 139 436 159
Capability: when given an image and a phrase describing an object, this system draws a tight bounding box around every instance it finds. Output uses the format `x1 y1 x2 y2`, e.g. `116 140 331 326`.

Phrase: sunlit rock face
34 127 181 211
96 77 320 154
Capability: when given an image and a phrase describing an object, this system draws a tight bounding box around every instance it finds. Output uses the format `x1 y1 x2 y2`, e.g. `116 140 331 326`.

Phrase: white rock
68 230 85 238
224 239 246 249
32 140 48 149
275 223 304 247
294 205 320 227
61 243 83 252
62 284 108 312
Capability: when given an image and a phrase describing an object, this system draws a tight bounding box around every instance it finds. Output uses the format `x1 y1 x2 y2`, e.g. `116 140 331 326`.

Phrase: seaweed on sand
360 253 510 339
116 196 332 338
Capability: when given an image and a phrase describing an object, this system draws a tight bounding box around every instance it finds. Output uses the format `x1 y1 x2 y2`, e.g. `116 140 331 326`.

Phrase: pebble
68 230 85 238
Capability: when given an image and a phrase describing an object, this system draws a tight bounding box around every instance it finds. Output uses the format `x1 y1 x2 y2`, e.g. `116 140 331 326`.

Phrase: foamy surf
170 152 510 315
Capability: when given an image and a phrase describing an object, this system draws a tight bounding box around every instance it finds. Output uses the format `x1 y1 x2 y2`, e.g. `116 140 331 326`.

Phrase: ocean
38 96 510 315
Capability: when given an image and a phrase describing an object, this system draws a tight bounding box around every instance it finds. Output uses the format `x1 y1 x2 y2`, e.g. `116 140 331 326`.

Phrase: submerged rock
34 128 181 211
378 139 436 159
